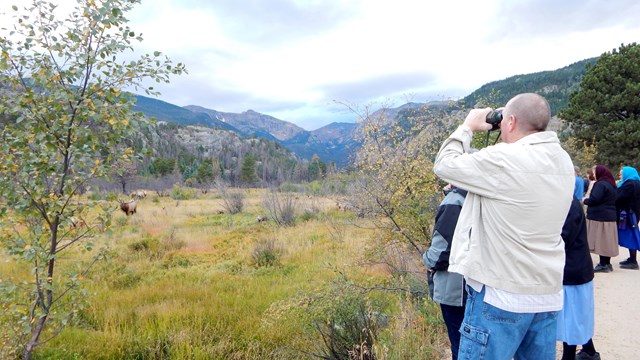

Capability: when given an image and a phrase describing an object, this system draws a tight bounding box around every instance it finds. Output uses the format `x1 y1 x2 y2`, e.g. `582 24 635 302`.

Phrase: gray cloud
490 0 640 40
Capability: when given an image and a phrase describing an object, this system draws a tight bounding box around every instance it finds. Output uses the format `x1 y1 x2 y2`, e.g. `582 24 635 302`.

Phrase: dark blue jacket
562 197 594 285
616 179 640 216
584 180 617 221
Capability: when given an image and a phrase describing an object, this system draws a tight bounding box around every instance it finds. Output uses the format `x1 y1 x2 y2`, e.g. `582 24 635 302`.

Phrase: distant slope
133 95 239 133
462 57 598 114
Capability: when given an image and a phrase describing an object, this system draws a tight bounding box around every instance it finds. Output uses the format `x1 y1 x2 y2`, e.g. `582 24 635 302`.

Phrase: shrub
251 238 283 267
214 179 245 214
221 191 244 214
262 189 297 226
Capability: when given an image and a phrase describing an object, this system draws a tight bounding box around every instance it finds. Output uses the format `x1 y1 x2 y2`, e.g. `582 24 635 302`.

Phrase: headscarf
594 165 616 187
617 166 640 188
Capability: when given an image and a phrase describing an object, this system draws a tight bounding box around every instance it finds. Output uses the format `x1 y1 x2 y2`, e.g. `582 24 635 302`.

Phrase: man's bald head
504 93 551 133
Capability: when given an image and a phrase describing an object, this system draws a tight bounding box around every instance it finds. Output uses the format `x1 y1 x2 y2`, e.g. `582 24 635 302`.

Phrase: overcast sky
3 0 640 130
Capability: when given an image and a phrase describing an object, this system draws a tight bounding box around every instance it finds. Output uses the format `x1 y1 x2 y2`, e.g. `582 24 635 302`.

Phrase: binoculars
485 110 503 131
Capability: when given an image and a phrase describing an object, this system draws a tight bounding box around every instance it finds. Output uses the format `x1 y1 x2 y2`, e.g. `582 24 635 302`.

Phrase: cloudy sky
3 0 640 130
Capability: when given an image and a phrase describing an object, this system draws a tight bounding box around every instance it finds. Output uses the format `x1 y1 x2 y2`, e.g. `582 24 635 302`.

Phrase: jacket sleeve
423 197 462 271
561 198 582 247
433 125 504 199
583 182 606 206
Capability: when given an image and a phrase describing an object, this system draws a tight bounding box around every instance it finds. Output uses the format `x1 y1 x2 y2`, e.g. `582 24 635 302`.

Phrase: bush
221 191 244 214
262 190 297 226
214 179 245 214
251 238 283 267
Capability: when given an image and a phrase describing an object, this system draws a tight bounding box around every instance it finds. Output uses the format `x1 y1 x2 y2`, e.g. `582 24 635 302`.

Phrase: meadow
1 188 447 359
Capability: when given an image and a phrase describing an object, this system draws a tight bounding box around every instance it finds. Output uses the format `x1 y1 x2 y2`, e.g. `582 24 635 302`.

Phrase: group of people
422 92 640 360
580 164 640 272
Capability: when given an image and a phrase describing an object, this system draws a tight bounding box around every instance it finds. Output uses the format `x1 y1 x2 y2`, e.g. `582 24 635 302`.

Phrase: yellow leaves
24 244 31 250
94 159 101 166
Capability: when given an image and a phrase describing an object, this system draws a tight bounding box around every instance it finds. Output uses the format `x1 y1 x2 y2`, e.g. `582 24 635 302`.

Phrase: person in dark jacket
583 165 618 273
557 197 599 360
423 185 467 360
616 166 640 269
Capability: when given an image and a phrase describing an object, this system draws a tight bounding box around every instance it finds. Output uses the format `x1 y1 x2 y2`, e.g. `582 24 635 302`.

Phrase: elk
119 199 138 216
130 190 147 200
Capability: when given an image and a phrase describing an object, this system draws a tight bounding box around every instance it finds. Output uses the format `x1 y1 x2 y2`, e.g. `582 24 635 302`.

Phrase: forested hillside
462 57 598 114
119 121 335 191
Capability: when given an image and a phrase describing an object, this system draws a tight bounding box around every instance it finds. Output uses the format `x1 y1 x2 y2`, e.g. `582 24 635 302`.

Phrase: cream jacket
434 125 574 295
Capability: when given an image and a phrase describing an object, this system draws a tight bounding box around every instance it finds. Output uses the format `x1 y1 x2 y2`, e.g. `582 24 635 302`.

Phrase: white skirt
556 281 594 345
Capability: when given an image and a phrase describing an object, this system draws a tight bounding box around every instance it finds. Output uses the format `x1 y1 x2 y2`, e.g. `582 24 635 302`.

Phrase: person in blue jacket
423 184 467 360
574 166 585 200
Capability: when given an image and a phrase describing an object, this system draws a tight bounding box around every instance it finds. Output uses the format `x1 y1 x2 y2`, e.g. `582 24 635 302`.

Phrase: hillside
462 57 598 114
128 121 300 185
133 95 240 133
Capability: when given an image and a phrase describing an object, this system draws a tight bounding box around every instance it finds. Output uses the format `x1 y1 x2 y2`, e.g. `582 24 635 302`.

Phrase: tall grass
0 189 448 359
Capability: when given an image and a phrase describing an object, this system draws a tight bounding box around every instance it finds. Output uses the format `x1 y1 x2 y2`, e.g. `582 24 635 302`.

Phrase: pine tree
240 155 259 185
560 43 640 167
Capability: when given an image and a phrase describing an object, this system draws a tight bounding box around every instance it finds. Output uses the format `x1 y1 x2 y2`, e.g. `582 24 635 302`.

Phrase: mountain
183 105 357 166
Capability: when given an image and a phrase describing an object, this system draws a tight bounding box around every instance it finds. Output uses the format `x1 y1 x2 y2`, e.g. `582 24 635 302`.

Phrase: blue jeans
440 304 465 360
457 286 558 360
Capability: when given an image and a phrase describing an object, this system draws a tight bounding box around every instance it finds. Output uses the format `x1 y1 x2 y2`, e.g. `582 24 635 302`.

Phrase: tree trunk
23 315 47 360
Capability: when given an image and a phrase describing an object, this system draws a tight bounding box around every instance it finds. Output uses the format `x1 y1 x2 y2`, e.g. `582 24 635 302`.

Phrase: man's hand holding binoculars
463 108 494 132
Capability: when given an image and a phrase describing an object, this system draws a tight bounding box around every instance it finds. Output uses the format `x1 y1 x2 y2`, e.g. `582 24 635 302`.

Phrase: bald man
434 93 575 359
